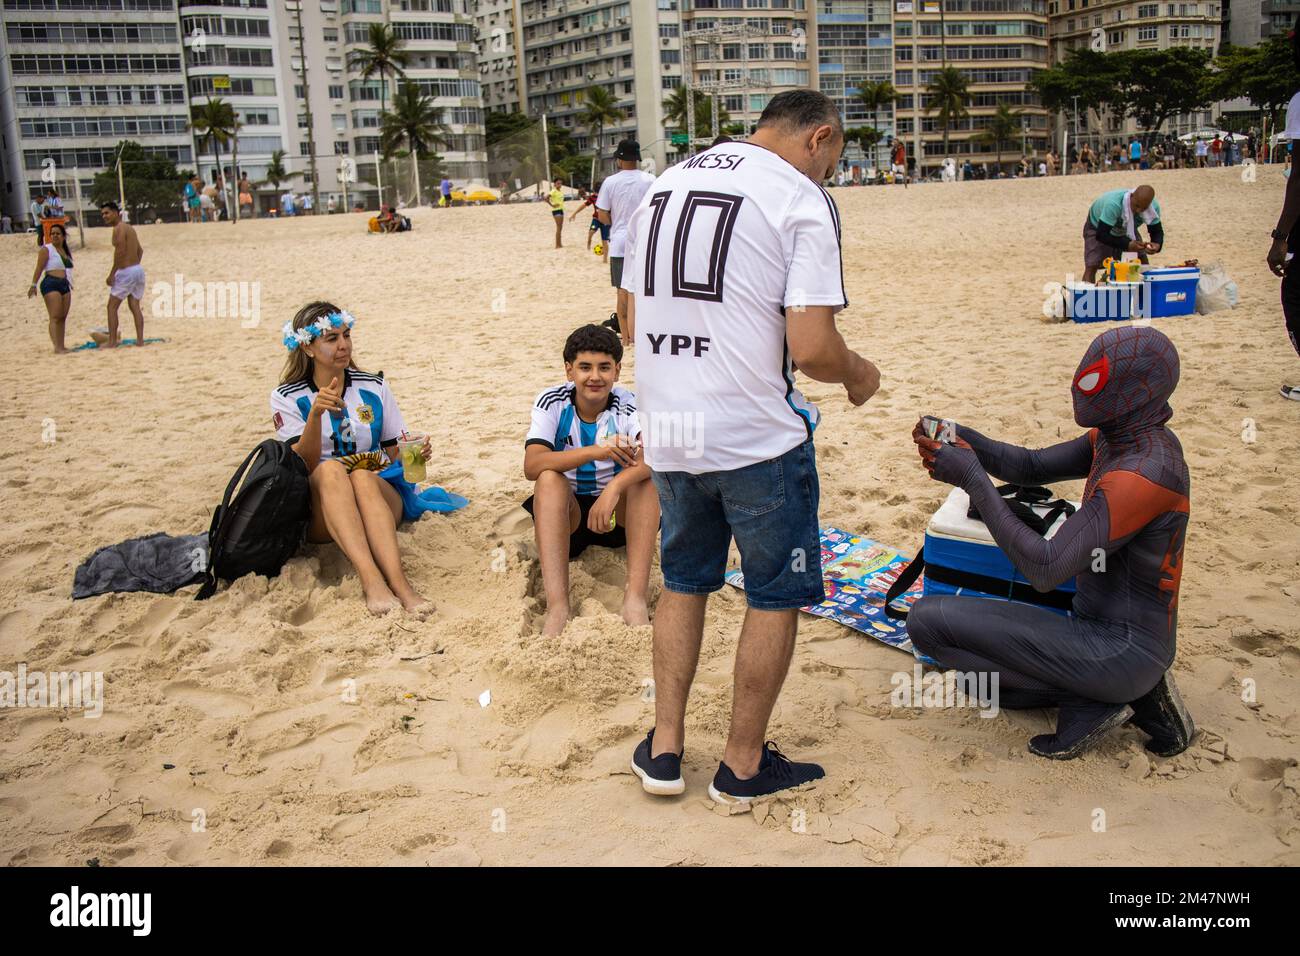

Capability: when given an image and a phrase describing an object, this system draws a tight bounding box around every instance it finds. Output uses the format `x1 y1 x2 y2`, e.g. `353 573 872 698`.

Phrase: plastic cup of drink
398 434 427 483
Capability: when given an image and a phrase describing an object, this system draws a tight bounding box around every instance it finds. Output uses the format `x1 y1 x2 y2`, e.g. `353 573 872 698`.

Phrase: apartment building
474 0 527 112
893 0 1051 173
0 0 194 224
1223 0 1298 44
181 0 291 210
1048 0 1221 141
681 0 816 142
816 0 896 168
514 0 680 175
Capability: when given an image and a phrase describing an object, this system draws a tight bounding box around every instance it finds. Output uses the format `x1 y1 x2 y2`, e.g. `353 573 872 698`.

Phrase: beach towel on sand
73 533 208 599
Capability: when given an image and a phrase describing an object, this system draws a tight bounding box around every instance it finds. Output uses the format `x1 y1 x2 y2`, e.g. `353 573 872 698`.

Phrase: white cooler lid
928 487 1080 543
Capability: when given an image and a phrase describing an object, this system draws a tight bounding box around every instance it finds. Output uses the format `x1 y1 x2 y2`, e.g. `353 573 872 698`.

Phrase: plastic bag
1196 261 1237 313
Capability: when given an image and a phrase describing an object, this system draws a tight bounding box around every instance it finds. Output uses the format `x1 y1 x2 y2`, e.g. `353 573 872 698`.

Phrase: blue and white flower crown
282 310 356 351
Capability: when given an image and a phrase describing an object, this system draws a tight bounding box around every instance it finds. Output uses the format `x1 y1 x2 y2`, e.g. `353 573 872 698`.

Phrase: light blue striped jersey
525 383 640 496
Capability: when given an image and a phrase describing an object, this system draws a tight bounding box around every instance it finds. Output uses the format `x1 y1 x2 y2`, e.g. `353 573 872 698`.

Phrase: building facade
1 0 194 224
893 0 1051 174
474 0 527 112
1047 0 1222 143
182 0 290 212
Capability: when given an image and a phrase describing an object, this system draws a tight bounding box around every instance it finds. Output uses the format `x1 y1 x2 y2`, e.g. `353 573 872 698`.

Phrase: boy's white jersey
619 141 846 474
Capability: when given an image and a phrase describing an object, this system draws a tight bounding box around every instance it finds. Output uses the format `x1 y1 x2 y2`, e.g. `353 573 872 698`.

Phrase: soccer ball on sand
593 243 604 256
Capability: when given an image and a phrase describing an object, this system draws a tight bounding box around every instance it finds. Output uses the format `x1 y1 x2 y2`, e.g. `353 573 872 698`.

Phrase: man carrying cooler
1082 185 1163 284
619 90 880 806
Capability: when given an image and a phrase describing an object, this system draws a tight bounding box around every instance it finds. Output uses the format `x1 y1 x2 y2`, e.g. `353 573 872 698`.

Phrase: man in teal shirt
1083 185 1164 283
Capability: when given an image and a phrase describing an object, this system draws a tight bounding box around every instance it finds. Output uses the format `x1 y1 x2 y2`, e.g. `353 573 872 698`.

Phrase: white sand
0 166 1296 866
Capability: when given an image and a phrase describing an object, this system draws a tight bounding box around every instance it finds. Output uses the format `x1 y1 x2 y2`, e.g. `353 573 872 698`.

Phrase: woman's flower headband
282 310 355 351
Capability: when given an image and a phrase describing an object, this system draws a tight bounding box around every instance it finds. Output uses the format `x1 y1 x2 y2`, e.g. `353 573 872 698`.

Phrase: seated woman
270 301 433 617
909 326 1195 760
28 222 74 353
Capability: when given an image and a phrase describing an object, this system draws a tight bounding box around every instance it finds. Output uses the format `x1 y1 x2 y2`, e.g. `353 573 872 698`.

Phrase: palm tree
925 66 970 162
662 86 730 143
855 81 897 168
580 85 624 178
348 23 409 116
380 81 449 205
189 97 237 215
973 102 1023 177
260 149 298 191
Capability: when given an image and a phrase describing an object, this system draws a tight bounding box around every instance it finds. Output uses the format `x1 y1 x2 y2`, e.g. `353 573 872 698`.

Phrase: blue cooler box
1141 267 1198 317
1065 281 1142 323
923 488 1078 615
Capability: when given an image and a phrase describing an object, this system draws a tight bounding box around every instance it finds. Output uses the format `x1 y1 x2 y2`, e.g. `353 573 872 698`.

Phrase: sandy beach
0 165 1297 866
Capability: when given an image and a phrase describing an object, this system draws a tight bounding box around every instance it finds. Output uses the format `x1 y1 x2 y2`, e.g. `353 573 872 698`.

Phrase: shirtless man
100 201 146 348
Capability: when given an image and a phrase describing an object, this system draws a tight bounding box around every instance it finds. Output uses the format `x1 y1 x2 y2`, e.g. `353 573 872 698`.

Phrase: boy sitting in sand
522 325 659 636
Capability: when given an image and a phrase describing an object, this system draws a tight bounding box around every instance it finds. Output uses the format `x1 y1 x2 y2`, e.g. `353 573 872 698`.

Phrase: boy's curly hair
563 324 623 365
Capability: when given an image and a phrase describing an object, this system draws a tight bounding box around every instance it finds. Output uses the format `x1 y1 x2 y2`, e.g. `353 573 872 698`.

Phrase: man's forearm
797 338 868 385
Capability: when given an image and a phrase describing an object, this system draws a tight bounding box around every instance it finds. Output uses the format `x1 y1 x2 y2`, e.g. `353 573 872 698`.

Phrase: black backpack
195 439 311 599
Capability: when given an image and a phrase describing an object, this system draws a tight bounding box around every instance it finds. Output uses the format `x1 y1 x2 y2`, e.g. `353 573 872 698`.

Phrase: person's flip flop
1280 385 1300 402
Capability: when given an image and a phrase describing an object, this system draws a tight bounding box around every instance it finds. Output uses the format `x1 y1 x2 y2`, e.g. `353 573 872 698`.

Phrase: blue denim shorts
651 439 824 610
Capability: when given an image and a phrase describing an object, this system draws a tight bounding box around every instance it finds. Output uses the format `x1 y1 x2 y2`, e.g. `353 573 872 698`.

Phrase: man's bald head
1132 184 1155 213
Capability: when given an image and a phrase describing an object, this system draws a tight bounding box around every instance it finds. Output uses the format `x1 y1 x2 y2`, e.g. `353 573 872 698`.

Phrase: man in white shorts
100 201 147 347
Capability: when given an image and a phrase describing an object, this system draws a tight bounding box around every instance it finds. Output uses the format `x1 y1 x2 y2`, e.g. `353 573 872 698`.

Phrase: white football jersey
620 141 846 473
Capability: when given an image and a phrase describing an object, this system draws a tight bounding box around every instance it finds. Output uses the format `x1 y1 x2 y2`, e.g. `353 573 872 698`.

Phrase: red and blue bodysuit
910 326 1196 759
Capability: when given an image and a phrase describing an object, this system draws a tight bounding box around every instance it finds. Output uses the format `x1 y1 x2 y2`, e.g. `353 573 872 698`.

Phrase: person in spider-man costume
908 326 1196 760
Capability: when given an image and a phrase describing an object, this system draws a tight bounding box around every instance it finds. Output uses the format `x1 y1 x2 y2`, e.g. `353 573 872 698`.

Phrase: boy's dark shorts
610 256 624 288
522 492 626 559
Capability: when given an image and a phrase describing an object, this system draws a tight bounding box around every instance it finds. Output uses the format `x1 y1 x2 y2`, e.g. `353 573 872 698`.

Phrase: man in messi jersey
523 324 660 637
618 90 880 804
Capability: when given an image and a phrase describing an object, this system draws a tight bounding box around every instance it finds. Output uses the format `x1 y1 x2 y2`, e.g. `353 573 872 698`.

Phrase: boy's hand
588 436 639 468
587 487 620 534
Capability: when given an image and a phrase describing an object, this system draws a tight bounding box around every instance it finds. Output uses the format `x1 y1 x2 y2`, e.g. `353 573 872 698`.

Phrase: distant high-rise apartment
1048 0 1222 142
894 1 1051 174
0 0 194 224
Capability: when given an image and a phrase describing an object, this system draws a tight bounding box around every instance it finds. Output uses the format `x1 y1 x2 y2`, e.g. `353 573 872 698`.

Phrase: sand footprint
163 680 255 718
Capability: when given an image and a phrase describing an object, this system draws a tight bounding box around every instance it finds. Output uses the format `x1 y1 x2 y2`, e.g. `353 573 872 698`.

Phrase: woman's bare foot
365 584 402 616
397 589 435 619
541 602 571 637
622 595 650 627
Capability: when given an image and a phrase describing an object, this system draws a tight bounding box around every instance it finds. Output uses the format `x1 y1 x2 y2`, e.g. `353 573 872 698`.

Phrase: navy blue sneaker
708 741 825 806
631 728 684 796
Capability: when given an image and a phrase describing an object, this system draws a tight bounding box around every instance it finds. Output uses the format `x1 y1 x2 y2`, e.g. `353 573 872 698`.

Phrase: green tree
90 140 186 221
925 66 971 161
662 86 730 141
189 97 237 213
844 125 884 157
380 81 449 159
1113 47 1213 136
973 102 1024 176
348 23 409 116
485 109 535 148
1207 38 1296 124
1031 48 1125 131
855 81 897 164
579 84 625 171
260 148 301 191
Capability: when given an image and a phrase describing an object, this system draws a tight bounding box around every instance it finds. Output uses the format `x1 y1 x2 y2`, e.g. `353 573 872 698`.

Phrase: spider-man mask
1072 326 1180 430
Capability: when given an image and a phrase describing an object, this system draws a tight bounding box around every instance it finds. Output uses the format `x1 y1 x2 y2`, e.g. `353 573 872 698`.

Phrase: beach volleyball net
487 120 549 200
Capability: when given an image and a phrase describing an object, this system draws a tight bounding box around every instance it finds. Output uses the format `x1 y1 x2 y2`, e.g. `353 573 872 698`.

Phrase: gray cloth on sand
73 533 208 599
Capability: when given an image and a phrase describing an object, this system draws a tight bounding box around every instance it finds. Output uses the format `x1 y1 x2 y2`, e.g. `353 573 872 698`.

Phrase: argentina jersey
270 369 406 461
525 382 641 496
